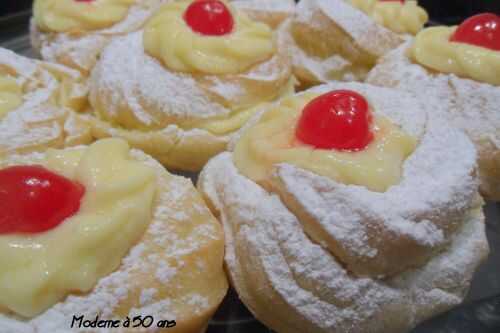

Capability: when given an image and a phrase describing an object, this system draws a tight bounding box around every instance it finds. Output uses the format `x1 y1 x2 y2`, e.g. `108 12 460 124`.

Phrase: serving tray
1 11 499 333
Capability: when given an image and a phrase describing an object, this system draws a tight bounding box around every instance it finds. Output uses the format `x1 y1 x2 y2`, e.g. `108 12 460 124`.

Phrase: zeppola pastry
0 47 91 157
284 0 428 85
367 13 500 201
198 83 489 332
88 0 294 171
31 0 166 74
0 138 228 332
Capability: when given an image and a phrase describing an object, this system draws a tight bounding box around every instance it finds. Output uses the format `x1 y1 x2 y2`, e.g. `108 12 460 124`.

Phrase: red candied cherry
184 0 234 36
450 13 500 51
296 90 374 151
0 166 85 234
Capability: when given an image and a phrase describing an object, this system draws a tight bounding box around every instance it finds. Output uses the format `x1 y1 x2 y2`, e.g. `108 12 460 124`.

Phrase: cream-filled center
33 0 135 33
143 0 275 75
410 26 500 86
233 93 417 192
0 139 157 317
349 0 428 35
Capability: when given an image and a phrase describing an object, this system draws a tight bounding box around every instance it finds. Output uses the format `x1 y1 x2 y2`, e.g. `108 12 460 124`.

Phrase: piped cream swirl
410 26 500 86
350 0 428 35
143 0 275 75
33 0 135 33
233 92 417 192
0 139 156 317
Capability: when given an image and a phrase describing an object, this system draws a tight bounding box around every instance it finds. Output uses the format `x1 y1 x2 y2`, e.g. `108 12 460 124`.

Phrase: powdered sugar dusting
366 40 500 199
233 0 295 13
31 0 167 73
0 105 64 153
90 32 230 128
198 82 488 332
200 149 488 333
367 40 500 148
287 0 404 83
269 82 478 277
299 0 402 56
155 261 177 283
209 78 247 101
0 47 37 78
0 48 91 155
139 289 158 306
0 146 225 331
184 294 209 315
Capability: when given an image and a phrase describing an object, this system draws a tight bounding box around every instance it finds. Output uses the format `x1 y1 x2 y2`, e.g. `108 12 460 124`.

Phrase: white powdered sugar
31 0 168 73
89 24 291 129
200 150 487 333
0 47 37 78
0 48 89 154
184 294 209 314
367 40 500 200
366 40 500 150
139 289 158 306
89 31 231 126
209 78 247 101
233 0 295 13
0 105 64 152
0 148 222 332
198 82 489 333
155 261 177 283
206 51 286 100
293 0 315 25
262 82 479 277
286 0 404 83
132 299 175 318
299 0 402 56
0 47 57 109
240 51 286 82
282 18 357 83
86 11 291 172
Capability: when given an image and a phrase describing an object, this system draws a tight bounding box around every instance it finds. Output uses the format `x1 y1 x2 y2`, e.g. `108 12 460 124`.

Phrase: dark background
0 1 499 24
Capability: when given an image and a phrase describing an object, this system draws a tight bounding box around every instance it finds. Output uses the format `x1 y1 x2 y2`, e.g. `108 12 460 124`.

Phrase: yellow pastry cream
0 75 22 118
349 0 428 35
143 0 275 75
409 26 500 86
33 0 135 33
233 93 417 192
0 139 157 317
